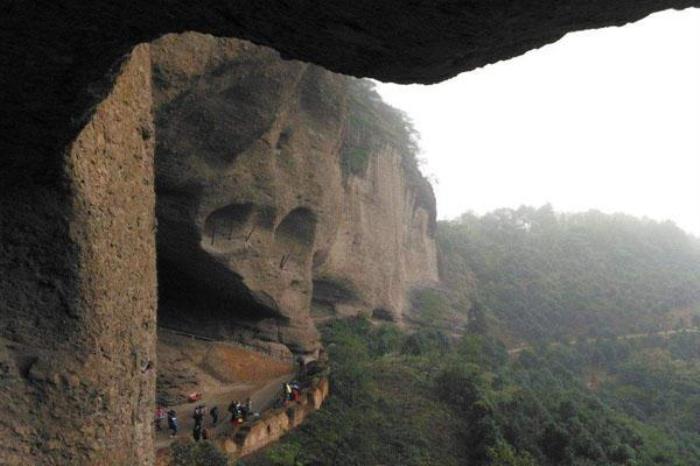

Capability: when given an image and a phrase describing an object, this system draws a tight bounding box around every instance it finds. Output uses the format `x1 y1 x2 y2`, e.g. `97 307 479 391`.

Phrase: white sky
376 9 700 236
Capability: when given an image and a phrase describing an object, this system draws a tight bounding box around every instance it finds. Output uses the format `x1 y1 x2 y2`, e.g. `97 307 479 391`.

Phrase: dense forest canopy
438 206 700 343
245 320 700 466
236 207 700 465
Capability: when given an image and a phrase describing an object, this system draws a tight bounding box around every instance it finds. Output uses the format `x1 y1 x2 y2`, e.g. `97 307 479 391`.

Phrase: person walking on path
167 409 178 438
209 405 219 426
193 405 204 428
228 400 241 422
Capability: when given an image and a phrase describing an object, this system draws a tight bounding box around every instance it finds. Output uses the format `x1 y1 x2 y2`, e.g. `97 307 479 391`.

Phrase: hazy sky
377 9 700 236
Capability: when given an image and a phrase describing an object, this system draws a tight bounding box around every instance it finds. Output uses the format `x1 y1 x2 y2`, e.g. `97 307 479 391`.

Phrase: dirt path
155 373 294 449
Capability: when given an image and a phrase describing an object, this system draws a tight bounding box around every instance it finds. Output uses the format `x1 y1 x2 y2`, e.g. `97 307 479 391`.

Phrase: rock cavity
152 33 439 355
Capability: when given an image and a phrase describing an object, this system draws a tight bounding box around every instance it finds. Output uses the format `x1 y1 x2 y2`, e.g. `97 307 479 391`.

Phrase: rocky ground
156 329 294 407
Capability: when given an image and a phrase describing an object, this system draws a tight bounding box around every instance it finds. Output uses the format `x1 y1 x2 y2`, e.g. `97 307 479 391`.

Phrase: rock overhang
2 1 698 180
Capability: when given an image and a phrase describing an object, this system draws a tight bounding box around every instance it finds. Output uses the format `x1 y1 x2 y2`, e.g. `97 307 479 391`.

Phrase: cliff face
316 144 438 322
152 33 438 354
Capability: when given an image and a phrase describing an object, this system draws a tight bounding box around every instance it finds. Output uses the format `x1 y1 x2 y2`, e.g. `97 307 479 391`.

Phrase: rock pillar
0 44 156 465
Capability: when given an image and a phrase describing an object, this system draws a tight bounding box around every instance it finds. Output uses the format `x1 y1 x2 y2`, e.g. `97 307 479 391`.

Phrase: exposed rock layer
152 34 439 354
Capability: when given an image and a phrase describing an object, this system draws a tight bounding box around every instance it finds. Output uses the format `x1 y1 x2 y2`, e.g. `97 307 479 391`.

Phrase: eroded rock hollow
152 34 439 356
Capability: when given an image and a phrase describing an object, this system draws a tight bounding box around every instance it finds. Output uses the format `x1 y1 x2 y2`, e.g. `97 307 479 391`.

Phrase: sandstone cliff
151 33 438 355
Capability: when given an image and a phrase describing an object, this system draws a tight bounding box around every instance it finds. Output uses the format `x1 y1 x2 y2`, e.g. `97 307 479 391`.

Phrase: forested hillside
191 85 700 466
245 320 700 466
235 207 700 466
438 206 700 343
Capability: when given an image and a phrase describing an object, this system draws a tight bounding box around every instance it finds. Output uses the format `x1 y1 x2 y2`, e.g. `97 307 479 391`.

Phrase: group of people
154 407 180 438
191 404 215 441
155 381 304 442
281 381 302 405
227 397 254 426
154 403 221 440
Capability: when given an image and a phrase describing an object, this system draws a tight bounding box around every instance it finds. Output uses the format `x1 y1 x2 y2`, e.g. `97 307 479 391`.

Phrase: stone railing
220 377 330 459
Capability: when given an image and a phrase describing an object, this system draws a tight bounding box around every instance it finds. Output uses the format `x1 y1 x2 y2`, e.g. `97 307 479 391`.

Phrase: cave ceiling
1 1 697 185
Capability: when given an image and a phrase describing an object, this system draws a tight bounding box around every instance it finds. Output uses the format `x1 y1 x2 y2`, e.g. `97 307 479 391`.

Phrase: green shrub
340 146 370 176
401 328 450 356
368 324 403 357
170 440 229 466
410 288 453 325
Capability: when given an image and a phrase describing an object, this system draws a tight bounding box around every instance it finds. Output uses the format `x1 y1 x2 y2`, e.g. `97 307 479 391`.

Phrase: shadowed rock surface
0 45 157 465
2 1 696 188
152 34 439 354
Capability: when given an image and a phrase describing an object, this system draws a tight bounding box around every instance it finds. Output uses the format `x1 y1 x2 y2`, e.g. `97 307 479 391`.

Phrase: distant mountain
438 205 700 343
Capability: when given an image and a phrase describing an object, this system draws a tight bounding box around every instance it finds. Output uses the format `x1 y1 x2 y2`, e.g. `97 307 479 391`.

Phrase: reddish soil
155 330 296 450
202 343 292 384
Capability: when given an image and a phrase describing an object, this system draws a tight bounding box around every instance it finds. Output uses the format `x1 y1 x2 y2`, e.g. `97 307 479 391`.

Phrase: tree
467 299 490 335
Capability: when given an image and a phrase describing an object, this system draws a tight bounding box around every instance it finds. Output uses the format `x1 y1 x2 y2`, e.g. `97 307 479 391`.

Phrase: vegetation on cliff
340 78 436 233
341 79 421 178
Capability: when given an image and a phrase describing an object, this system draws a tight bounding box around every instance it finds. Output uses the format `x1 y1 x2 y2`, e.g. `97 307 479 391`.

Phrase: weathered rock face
0 44 156 465
152 34 438 353
316 143 439 323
